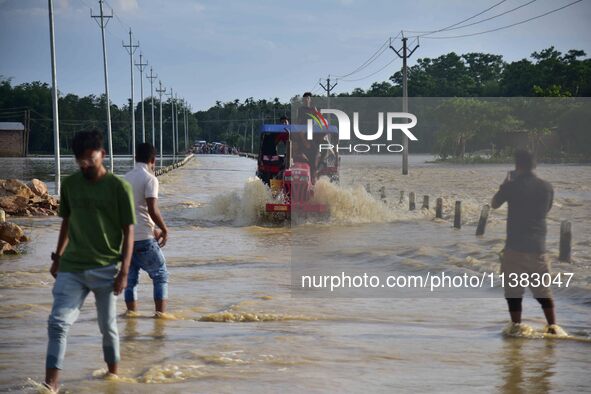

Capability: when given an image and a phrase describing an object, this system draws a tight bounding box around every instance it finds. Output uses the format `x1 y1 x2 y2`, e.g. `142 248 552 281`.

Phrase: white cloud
111 0 138 13
193 3 205 14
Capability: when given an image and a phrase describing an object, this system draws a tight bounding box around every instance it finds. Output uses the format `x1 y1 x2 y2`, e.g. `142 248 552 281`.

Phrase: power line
103 0 132 35
339 56 398 82
309 78 321 93
333 38 389 79
405 0 508 35
418 0 538 37
418 0 584 39
333 31 403 80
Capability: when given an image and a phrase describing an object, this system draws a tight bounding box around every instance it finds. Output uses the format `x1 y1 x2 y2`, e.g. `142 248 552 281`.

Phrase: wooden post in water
409 192 415 211
476 204 490 236
559 221 572 262
422 195 429 210
399 191 404 204
435 198 443 219
453 201 461 229
380 186 386 201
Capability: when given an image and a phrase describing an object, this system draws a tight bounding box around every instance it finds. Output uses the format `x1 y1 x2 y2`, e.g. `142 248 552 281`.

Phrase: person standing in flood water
491 149 558 334
44 130 135 392
124 143 170 316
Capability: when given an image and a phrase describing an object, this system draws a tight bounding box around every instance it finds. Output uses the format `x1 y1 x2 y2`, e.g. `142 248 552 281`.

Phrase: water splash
201 177 274 225
139 364 204 384
91 369 138 383
312 178 413 224
199 310 314 323
501 322 591 342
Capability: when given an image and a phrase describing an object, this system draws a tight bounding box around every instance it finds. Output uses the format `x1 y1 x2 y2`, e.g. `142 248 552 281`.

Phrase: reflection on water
0 155 589 393
499 339 556 394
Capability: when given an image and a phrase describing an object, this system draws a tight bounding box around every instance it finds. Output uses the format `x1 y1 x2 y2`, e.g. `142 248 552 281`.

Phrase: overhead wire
404 0 509 35
415 0 584 39
417 0 538 37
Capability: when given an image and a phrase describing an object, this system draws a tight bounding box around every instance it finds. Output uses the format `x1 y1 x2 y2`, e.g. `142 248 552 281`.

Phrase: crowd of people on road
192 141 239 155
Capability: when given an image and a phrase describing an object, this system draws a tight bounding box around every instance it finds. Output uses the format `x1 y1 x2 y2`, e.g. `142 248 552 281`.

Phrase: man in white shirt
124 143 170 315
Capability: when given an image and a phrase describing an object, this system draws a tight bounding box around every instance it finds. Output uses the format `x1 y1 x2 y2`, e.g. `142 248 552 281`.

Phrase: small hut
0 122 26 157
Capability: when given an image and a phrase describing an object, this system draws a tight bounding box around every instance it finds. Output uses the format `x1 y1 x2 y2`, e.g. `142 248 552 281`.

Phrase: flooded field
0 154 589 393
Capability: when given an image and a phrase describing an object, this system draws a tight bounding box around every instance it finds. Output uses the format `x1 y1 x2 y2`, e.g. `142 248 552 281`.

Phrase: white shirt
124 162 159 241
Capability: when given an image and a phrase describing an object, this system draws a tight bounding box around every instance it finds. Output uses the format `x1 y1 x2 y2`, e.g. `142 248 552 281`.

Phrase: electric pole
187 105 190 150
167 88 176 161
122 29 138 164
183 100 188 151
320 75 338 109
156 80 166 168
147 67 157 147
319 76 338 96
91 0 114 171
174 93 180 154
48 0 61 195
390 34 419 175
135 52 148 142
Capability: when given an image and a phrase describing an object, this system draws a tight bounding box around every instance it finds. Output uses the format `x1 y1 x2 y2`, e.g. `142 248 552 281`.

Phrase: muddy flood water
0 154 590 393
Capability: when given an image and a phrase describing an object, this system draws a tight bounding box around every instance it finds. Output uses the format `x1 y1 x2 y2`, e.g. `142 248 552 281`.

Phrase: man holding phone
491 150 557 333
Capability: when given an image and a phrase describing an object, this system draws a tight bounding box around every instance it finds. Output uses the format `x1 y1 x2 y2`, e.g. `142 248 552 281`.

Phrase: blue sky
1 0 590 111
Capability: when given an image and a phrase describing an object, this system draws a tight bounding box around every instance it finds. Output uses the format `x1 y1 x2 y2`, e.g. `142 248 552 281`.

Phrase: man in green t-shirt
43 130 135 393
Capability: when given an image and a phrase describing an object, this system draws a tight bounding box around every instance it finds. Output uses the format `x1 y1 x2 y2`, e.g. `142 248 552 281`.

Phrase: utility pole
182 100 188 151
390 34 419 175
147 67 157 147
167 88 176 162
174 93 180 154
48 0 61 195
187 106 191 150
320 75 337 109
156 80 166 168
319 76 338 96
186 104 190 150
135 52 148 142
250 118 254 153
122 29 138 164
91 0 114 172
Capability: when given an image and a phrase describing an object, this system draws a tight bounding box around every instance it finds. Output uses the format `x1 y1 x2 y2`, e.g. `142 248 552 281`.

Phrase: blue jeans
46 264 119 370
124 238 169 302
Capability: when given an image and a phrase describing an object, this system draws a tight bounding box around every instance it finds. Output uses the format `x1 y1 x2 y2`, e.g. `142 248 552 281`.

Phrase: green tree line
0 79 198 155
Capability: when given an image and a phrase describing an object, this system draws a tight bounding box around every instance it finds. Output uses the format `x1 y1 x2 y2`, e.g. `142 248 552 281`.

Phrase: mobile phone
506 170 516 182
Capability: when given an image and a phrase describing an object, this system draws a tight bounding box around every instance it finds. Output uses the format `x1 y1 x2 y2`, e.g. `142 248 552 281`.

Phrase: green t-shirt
59 171 136 272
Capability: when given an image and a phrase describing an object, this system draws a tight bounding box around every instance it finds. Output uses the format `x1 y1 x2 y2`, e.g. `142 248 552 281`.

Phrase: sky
1 0 590 111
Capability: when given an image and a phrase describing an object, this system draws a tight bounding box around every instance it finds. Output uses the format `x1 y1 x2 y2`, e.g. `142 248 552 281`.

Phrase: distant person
296 92 318 124
44 130 135 392
491 150 557 333
124 143 170 316
279 115 290 125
